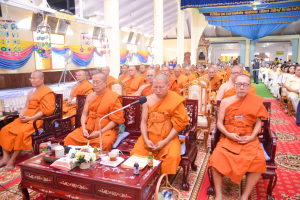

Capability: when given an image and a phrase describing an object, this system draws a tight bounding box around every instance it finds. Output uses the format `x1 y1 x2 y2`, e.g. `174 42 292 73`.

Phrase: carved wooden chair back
107 79 127 96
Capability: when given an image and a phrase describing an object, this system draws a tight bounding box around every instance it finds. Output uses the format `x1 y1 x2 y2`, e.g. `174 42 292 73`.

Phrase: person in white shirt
282 65 295 96
285 66 300 113
229 57 233 65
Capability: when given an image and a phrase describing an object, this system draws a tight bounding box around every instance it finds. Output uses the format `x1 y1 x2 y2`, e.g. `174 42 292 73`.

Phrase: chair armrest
264 127 277 163
33 114 60 135
210 126 217 152
4 115 19 125
51 114 77 138
184 125 197 153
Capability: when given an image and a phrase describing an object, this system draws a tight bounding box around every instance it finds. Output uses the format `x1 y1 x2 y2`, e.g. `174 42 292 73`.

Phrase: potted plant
72 146 96 169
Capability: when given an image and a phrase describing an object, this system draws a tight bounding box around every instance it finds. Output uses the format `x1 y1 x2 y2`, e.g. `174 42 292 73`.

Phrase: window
33 32 65 70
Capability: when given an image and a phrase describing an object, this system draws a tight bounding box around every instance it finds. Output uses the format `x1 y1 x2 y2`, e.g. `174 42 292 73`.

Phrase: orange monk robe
130 91 189 174
141 84 154 96
199 71 207 77
175 75 189 91
243 70 250 76
226 67 231 78
156 70 162 74
139 72 147 78
209 93 268 184
168 77 181 95
0 86 55 151
180 70 185 75
62 80 94 124
224 85 257 99
210 75 223 92
119 73 129 81
186 73 197 82
107 76 116 85
64 90 125 151
171 72 175 76
125 76 146 95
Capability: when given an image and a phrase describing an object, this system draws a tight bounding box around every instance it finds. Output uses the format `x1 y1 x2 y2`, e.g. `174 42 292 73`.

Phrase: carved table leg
204 131 209 153
191 147 198 171
18 183 29 200
206 166 215 195
267 173 277 200
181 160 190 191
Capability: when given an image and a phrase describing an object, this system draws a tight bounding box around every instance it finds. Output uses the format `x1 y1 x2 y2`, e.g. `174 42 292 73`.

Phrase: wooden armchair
192 71 199 79
107 79 127 96
50 95 87 144
183 79 212 152
4 94 63 155
116 96 199 191
207 100 277 200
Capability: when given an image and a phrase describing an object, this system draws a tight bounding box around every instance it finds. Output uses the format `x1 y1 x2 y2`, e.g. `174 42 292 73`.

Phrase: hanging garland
35 15 52 58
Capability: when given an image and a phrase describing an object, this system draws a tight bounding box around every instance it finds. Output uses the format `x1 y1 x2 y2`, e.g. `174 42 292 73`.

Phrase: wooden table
18 154 162 200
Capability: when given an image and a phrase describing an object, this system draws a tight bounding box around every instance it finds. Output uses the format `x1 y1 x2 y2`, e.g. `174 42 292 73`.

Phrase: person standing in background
252 55 260 84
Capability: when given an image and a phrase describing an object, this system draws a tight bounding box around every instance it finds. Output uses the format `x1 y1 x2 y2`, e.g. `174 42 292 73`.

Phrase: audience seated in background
137 64 147 78
285 66 300 114
119 64 129 81
122 66 146 95
64 73 125 151
207 68 223 92
173 66 189 94
209 74 269 200
0 71 56 171
130 73 189 174
184 66 197 82
161 66 181 95
102 66 116 85
133 68 156 96
155 64 162 74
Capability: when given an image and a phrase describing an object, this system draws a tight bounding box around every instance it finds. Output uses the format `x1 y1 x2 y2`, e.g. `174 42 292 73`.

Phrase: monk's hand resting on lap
152 140 166 151
82 128 89 138
66 100 72 106
145 139 155 150
238 135 255 144
20 116 32 123
87 131 99 139
227 133 242 142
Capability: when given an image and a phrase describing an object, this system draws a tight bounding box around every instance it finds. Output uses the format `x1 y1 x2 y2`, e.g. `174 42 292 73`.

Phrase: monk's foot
3 159 16 171
214 194 223 200
0 157 10 167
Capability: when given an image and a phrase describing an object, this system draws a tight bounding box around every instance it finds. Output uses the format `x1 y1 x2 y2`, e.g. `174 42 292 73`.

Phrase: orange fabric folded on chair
125 76 146 95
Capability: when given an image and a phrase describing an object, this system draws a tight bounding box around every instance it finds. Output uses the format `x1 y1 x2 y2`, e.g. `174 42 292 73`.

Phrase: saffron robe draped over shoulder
107 76 116 85
199 71 207 77
64 90 125 151
119 73 129 81
0 86 56 151
141 85 154 96
139 72 147 78
209 93 269 184
176 75 189 90
224 85 256 99
168 77 181 95
210 75 223 92
125 76 146 95
130 91 189 174
62 80 94 124
226 67 231 78
186 73 197 82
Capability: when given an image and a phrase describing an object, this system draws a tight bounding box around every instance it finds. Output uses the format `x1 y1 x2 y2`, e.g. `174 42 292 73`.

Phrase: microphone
98 96 147 157
130 96 147 106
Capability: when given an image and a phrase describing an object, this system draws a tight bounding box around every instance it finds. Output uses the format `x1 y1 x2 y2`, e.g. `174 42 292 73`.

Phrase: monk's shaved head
235 74 251 84
32 71 44 78
231 65 243 73
174 66 181 71
208 68 216 72
102 66 110 71
93 73 107 82
153 73 169 84
147 68 156 75
129 66 137 70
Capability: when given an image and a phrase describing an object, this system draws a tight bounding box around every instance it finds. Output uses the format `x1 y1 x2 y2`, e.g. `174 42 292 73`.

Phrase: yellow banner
276 51 284 55
55 12 75 22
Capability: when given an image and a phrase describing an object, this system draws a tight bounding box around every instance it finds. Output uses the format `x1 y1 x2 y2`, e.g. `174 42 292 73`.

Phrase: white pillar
154 0 164 65
104 0 120 79
186 8 207 64
176 0 184 65
245 39 251 68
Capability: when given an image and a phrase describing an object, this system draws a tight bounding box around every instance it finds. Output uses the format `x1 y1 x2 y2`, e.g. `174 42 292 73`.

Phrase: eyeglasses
152 84 169 91
92 81 104 86
147 75 154 77
29 78 39 81
231 72 241 75
235 83 250 87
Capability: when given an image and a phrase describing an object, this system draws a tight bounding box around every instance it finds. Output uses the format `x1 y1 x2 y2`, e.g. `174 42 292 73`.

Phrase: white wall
256 44 292 62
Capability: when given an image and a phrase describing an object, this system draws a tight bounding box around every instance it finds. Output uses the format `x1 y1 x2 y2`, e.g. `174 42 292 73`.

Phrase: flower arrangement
71 146 96 166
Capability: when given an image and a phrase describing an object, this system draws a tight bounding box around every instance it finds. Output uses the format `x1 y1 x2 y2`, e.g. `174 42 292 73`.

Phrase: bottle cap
135 161 138 164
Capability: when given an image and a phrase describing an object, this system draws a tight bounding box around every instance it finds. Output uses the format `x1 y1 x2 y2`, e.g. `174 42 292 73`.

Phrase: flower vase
79 162 90 169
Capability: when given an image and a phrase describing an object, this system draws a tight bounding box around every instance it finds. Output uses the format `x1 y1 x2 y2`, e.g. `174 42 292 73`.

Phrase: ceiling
71 0 300 39
210 41 292 50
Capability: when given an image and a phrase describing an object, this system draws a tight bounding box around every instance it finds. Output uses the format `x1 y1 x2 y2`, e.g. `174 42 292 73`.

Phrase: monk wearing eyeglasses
122 66 146 95
62 70 94 125
132 68 156 96
217 65 256 100
173 66 188 94
64 73 125 151
209 74 268 200
102 66 115 85
130 73 189 174
0 71 56 171
161 66 181 95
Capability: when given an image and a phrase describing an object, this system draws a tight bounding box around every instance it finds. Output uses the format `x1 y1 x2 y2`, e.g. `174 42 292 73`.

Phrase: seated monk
119 64 129 81
217 65 226 82
169 65 175 76
238 63 251 76
130 73 189 174
137 64 147 78
62 70 94 124
122 66 146 95
173 66 189 94
132 68 156 96
217 65 256 100
161 66 181 95
226 65 231 78
209 74 268 200
207 68 223 92
155 64 162 74
0 71 56 171
184 66 197 82
181 63 185 74
198 65 208 77
64 73 125 151
102 66 115 85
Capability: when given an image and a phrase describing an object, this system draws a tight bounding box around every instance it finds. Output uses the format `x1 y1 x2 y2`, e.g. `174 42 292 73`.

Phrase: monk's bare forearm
100 121 118 133
251 118 262 139
81 114 87 130
141 121 149 141
217 120 230 137
162 128 178 145
30 111 45 120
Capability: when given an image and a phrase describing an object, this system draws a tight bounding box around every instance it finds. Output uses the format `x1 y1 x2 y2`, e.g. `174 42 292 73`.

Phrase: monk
173 66 189 93
155 64 162 74
62 70 94 125
217 65 256 100
102 66 115 85
199 65 208 77
207 68 223 92
133 68 156 96
226 64 232 78
181 63 185 75
119 64 129 81
0 71 56 171
169 65 175 76
238 63 251 76
130 73 189 174
123 66 146 95
161 66 181 95
209 74 268 200
64 73 125 151
184 66 197 82
137 64 147 78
